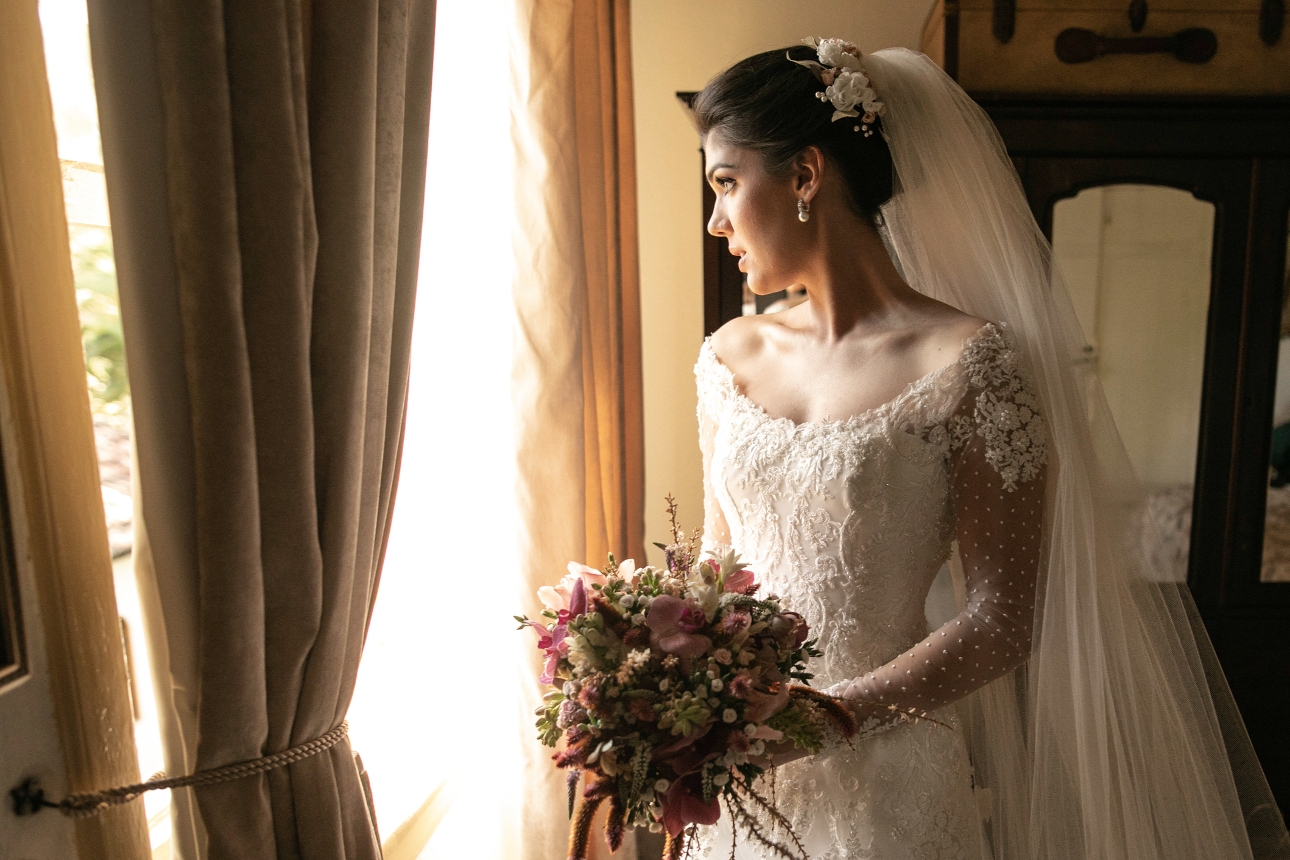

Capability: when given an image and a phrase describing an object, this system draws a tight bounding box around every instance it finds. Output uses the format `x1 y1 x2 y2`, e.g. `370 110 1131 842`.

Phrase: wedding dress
694 320 1044 860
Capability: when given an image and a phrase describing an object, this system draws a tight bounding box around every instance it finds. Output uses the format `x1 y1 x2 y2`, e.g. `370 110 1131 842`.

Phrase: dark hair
692 45 894 223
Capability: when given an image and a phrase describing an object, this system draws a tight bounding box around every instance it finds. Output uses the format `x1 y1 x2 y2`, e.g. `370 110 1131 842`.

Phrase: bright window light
346 0 519 853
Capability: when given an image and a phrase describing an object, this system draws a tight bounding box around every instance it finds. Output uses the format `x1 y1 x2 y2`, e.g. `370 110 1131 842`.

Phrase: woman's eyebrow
705 162 735 182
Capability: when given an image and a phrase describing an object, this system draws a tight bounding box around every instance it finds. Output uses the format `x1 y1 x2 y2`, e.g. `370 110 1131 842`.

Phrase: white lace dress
693 322 1048 860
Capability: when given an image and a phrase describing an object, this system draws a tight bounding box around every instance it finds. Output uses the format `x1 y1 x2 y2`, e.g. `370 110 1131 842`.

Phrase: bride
686 41 1288 859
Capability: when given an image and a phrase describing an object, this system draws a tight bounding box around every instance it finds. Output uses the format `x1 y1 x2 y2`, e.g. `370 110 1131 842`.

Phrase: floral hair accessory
788 37 885 136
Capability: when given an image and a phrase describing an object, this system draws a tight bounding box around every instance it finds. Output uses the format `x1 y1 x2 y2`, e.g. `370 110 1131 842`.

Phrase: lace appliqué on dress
948 327 1048 492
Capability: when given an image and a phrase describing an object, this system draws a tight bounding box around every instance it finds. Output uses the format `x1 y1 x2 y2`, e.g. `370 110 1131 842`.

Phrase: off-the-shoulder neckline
699 321 1002 431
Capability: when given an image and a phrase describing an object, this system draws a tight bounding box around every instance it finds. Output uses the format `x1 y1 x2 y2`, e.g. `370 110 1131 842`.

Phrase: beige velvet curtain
87 1 435 858
511 0 643 857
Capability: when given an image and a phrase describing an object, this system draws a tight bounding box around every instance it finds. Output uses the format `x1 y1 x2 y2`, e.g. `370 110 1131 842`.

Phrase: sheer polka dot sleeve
824 333 1049 744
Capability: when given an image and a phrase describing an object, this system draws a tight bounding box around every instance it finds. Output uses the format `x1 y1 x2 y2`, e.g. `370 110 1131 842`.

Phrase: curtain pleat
511 0 643 857
88 1 436 857
513 0 643 592
573 0 643 567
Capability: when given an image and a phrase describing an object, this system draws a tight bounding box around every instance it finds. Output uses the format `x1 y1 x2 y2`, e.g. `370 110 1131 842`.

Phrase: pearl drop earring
797 199 810 222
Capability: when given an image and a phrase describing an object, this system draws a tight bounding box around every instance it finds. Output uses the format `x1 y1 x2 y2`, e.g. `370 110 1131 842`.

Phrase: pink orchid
660 775 722 837
647 595 712 658
526 581 587 685
526 619 570 685
541 626 569 683
537 562 608 612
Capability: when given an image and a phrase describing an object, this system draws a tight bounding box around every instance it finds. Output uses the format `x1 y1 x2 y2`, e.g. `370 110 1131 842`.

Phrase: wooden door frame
0 2 149 857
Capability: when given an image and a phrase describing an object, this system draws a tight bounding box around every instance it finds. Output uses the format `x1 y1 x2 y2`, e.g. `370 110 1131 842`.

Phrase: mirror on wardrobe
1052 187 1290 586
1051 184 1215 583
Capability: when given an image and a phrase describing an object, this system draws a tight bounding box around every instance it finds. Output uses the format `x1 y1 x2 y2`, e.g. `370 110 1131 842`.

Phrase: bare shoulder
709 314 776 368
914 309 994 371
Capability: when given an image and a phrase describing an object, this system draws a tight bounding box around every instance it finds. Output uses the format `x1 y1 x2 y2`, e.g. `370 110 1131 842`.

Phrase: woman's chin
749 281 791 298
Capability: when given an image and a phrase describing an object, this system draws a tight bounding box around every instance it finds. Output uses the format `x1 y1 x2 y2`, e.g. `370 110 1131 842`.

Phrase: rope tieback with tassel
10 721 349 818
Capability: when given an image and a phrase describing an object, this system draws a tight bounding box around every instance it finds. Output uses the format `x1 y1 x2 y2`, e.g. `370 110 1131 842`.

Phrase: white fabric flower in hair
792 36 887 123
821 68 869 118
815 38 862 71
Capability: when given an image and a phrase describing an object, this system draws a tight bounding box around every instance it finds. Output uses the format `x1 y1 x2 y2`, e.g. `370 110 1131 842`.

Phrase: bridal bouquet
517 499 857 860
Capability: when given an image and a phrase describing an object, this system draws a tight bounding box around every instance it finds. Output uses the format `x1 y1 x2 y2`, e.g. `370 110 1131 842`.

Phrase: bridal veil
863 47 1289 860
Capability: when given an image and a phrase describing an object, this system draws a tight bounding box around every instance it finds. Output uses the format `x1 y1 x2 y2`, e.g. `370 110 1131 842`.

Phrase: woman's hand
750 737 813 769
748 696 913 769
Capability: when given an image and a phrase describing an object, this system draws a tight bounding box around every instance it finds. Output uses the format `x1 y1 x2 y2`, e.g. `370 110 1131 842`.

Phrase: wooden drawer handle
1055 27 1217 64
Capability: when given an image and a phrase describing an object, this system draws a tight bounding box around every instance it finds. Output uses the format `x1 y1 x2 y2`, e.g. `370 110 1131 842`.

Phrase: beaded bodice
692 322 1048 860
699 347 959 685
696 322 1048 723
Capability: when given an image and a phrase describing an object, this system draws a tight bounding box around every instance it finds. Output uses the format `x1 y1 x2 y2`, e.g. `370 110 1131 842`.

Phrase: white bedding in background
1141 484 1290 583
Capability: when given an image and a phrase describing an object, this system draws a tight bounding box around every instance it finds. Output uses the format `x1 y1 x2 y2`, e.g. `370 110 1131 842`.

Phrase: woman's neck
790 214 921 342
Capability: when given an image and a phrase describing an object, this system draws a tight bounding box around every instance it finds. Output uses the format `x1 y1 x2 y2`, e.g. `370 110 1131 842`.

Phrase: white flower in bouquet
687 559 721 617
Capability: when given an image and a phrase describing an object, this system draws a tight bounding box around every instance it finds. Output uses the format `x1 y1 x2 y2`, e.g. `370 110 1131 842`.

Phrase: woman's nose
707 204 728 238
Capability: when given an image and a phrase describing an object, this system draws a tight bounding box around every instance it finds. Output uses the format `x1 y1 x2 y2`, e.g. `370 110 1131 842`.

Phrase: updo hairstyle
691 44 895 225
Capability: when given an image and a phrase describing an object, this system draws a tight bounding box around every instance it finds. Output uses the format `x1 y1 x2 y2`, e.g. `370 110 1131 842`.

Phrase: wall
631 1 936 558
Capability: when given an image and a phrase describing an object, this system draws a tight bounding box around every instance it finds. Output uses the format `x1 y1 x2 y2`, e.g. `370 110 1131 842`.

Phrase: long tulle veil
863 47 1289 860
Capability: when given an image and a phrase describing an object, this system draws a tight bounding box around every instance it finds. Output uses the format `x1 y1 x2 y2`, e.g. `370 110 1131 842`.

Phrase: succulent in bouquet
517 498 859 860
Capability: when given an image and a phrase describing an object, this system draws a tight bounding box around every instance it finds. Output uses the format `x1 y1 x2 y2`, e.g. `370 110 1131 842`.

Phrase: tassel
789 684 858 738
605 792 626 851
555 736 594 769
567 794 607 860
662 829 685 860
566 769 581 818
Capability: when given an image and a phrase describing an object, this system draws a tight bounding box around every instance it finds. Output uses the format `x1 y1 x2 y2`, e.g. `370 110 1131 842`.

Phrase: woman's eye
716 177 734 189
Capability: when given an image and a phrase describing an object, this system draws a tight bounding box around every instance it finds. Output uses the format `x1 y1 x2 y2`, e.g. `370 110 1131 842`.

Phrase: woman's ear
792 145 825 204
